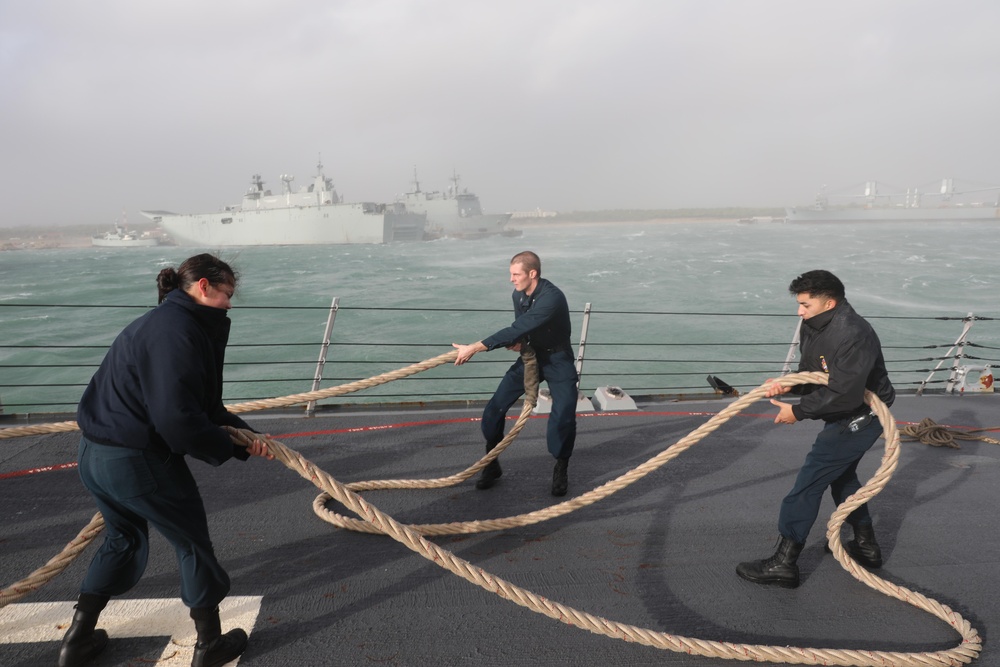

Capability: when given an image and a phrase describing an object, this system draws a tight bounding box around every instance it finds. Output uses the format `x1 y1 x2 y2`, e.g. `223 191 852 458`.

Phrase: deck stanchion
306 296 339 416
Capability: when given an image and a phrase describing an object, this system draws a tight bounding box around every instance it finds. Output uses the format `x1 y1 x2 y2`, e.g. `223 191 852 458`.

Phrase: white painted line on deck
0 595 262 665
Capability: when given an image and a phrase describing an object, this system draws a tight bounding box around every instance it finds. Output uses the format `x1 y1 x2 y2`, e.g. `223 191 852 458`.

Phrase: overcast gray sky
2 0 999 227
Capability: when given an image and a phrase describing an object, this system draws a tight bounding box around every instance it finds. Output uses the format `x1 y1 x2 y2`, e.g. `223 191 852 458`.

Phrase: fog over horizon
2 1 999 228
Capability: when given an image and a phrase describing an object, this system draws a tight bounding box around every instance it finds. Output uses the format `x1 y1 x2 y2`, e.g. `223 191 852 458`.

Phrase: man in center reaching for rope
453 250 579 497
737 269 895 589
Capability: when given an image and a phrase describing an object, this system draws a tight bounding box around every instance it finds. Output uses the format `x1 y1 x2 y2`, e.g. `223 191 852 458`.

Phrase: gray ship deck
1 393 997 666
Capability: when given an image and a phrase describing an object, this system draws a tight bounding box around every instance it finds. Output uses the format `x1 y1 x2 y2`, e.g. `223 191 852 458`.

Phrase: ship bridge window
221 217 233 224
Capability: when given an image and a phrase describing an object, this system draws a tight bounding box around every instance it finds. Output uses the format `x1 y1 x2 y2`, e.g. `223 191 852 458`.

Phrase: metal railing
1 301 998 417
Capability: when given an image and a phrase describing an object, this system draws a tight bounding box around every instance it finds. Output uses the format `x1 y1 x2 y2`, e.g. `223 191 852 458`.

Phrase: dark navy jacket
790 299 895 422
77 289 252 466
481 278 572 353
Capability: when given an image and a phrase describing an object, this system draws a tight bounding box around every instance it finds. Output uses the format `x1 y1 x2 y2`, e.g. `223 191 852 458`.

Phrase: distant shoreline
515 216 739 228
0 214 770 250
0 223 166 250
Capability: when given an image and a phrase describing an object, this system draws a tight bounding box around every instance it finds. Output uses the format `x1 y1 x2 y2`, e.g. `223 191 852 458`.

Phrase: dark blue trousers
77 437 231 609
481 349 578 459
778 414 883 544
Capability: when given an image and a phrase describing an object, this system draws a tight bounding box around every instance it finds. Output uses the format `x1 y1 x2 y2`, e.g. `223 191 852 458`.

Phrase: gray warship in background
91 212 159 248
398 169 518 239
786 178 1000 223
141 161 427 246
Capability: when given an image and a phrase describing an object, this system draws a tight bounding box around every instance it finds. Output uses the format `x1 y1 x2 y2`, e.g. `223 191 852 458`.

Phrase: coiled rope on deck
900 417 1000 448
0 353 983 665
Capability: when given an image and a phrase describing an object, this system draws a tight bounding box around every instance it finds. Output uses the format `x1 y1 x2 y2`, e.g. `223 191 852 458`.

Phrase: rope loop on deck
900 417 1000 448
0 353 983 666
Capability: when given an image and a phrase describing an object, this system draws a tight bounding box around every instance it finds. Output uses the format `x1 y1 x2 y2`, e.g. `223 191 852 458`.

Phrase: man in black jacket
453 251 578 497
737 269 895 589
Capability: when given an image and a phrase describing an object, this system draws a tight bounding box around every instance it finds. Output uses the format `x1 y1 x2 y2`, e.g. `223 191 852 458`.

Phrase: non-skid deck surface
1 394 996 666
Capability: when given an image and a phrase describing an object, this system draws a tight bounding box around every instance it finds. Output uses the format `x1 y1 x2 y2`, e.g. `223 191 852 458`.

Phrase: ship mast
411 166 422 194
315 155 339 204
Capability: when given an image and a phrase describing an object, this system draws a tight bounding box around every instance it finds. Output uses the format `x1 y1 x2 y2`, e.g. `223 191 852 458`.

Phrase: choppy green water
2 220 999 412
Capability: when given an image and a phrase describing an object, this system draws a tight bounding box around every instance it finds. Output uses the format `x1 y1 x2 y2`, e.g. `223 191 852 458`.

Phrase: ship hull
447 213 515 239
143 205 426 247
785 206 1000 223
91 237 159 248
402 200 513 238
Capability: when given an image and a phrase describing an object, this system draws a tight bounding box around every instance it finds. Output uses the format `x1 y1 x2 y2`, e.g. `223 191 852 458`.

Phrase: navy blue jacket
77 289 252 465
790 299 895 422
481 278 572 353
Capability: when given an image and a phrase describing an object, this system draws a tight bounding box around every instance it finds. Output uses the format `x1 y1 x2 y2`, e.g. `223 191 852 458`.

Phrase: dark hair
788 269 845 301
157 253 237 304
510 250 541 276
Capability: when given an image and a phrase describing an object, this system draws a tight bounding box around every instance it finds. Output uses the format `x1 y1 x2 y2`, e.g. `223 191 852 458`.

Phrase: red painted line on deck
0 461 79 480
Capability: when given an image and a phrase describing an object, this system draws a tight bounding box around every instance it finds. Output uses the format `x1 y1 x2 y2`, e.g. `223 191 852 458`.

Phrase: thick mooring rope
0 348 528 606
0 354 983 665
0 512 105 608
0 350 466 441
222 375 983 666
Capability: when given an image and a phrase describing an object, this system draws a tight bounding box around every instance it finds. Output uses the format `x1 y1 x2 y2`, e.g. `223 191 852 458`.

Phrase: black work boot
846 523 883 568
190 606 248 667
824 524 883 568
551 457 569 497
475 441 503 490
736 536 805 588
58 594 110 667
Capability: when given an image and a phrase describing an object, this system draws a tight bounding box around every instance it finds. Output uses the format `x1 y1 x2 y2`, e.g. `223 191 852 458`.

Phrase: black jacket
481 278 572 353
77 289 252 465
790 299 895 422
